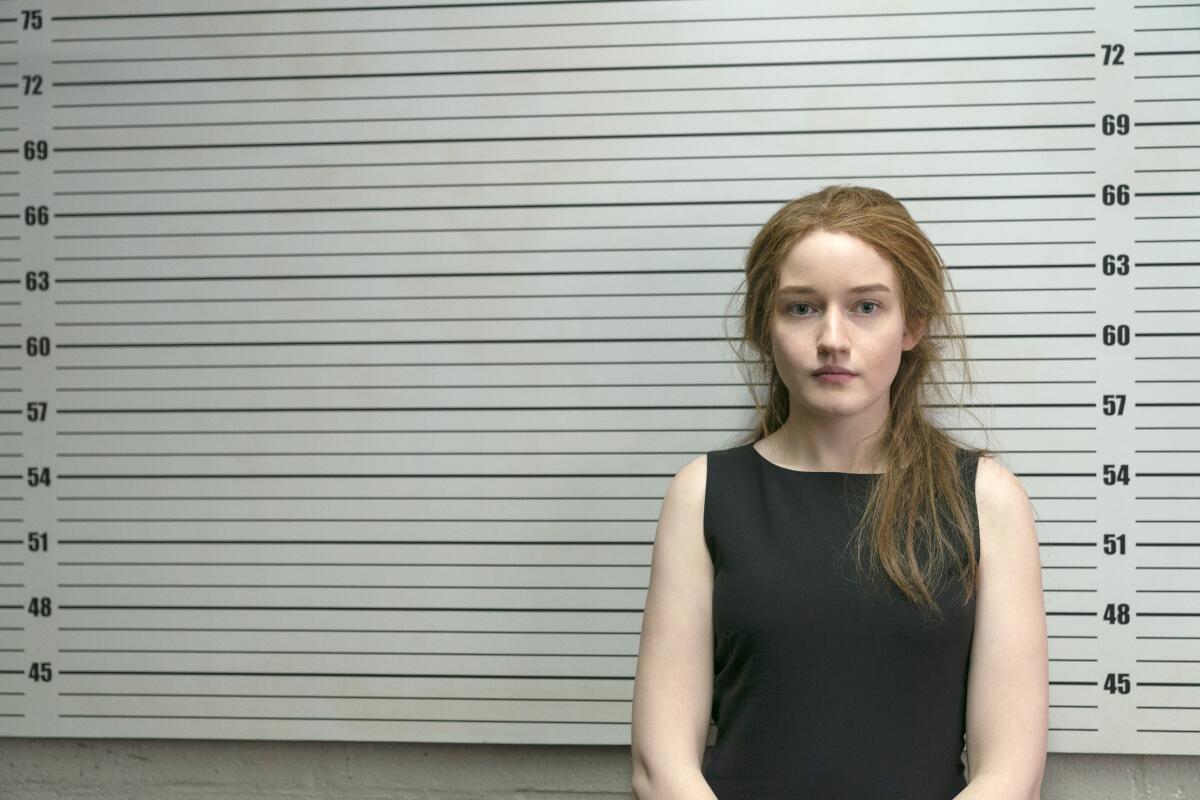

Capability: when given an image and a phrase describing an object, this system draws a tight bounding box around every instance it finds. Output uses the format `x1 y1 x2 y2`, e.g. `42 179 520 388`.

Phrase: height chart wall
0 0 1195 755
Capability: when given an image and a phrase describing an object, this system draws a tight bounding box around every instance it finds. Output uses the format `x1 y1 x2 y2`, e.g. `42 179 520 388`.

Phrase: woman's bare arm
956 455 1049 800
630 454 719 800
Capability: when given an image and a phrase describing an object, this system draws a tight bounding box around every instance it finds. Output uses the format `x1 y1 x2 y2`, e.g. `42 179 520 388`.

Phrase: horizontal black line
50 30 1099 66
1133 72 1200 80
46 145 1097 170
1132 141 1200 151
47 79 1098 110
51 0 694 22
0 628 624 633
39 7 1103 42
64 248 1047 267
57 719 628 724
42 217 1095 237
51 334 1096 351
56 540 651 544
50 123 1094 152
46 359 749 370
55 561 652 566
48 242 1095 259
41 420 1064 434
83 719 587 734
57 606 638 613
46 2 1098 22
62 618 643 623
51 563 648 568
49 191 1097 215
50 53 1094 86
50 169 1097 192
58 693 627 702
46 378 1099 393
1132 2 1200 11
52 380 1097 393
49 464 1100 481
56 497 659 503
44 464 1096 478
46 267 1094 286
56 564 647 569
56 715 624 722
54 108 1101 131
1135 98 1200 105
44 471 894 478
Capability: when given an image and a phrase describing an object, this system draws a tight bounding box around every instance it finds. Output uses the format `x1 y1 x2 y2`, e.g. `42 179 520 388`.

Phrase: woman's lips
814 371 855 383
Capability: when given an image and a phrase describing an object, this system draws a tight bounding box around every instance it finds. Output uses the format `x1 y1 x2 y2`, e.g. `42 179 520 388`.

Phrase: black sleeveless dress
701 442 981 800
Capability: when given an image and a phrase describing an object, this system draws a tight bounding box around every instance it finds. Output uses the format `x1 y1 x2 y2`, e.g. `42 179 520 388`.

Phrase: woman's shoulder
672 452 709 498
973 453 1028 502
972 452 1035 547
667 450 710 506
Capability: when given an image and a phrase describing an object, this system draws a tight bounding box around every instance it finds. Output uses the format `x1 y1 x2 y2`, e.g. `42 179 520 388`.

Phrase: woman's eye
785 301 881 315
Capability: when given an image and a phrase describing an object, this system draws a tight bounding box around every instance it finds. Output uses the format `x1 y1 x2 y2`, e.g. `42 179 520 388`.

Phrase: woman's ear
903 316 927 351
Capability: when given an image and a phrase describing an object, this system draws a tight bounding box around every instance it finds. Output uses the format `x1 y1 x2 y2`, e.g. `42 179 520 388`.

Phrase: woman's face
769 228 923 421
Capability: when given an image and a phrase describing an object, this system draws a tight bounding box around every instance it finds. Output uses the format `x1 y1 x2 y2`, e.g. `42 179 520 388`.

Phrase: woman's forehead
776 254 898 294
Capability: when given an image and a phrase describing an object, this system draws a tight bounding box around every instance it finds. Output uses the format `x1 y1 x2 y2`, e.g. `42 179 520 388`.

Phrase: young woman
630 185 1048 800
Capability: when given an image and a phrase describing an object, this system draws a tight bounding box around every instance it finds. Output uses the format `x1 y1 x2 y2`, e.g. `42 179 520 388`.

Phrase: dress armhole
702 450 717 570
961 450 982 569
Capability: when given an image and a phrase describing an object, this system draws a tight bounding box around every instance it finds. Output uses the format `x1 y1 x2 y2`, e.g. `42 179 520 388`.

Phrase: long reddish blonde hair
722 184 997 621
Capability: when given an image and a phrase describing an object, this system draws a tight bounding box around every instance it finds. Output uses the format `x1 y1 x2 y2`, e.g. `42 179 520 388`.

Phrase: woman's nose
817 309 850 350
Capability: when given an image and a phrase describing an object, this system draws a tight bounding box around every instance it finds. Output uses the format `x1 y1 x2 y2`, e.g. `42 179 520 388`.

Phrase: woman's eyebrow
778 283 893 296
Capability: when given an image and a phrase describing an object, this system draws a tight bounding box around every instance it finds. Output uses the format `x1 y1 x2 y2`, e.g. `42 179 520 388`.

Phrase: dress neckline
747 442 884 476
